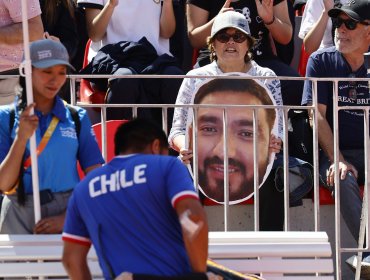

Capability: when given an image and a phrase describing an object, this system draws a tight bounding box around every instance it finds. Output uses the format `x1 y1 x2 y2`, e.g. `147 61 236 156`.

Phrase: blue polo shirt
302 46 370 150
62 154 199 279
0 97 104 193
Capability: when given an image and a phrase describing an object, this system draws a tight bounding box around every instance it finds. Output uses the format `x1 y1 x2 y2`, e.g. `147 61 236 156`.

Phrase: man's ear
151 139 161 155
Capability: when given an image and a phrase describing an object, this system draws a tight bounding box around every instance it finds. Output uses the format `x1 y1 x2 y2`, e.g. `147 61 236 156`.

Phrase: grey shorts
0 190 72 234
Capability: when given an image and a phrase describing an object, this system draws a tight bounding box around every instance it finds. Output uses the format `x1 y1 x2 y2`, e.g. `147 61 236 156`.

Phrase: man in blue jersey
301 0 370 276
62 119 209 280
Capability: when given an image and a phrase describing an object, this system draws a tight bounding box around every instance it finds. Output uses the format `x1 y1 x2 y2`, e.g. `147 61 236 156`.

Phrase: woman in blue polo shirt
0 39 104 234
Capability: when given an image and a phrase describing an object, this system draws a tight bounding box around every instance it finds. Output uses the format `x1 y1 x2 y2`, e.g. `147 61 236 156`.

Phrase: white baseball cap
211 11 251 38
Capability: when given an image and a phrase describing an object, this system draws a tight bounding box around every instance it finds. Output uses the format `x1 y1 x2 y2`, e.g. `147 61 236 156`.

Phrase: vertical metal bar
355 108 370 280
223 108 230 232
69 77 76 105
162 106 168 136
333 80 342 280
192 107 200 194
253 108 260 231
283 108 290 231
312 79 320 232
133 105 138 118
101 106 107 161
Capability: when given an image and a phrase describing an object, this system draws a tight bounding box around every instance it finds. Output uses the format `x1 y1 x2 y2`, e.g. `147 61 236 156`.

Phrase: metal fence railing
1 73 369 279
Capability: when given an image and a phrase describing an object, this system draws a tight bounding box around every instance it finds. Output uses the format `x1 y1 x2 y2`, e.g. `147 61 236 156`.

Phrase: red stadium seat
78 120 127 179
79 39 106 106
315 185 364 205
298 44 310 77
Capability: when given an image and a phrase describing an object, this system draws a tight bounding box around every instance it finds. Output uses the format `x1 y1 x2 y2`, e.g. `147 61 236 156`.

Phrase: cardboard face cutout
186 74 279 204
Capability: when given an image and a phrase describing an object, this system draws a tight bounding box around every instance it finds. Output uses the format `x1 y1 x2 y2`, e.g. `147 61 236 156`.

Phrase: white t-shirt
77 0 171 61
298 0 346 50
0 0 41 72
168 60 283 147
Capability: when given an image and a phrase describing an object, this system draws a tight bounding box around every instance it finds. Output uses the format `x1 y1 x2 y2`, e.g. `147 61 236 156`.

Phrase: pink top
0 0 42 72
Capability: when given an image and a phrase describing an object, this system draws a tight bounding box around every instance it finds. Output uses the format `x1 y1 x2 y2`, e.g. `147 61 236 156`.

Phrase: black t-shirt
187 0 284 64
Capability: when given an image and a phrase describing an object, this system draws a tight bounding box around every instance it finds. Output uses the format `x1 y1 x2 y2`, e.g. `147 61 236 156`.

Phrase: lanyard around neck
23 116 59 170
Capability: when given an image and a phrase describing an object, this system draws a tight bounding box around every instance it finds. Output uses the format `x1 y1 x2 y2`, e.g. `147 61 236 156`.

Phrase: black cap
328 0 370 22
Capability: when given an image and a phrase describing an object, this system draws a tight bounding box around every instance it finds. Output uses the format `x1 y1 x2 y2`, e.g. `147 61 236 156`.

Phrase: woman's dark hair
207 29 256 64
42 0 75 27
16 76 27 113
114 119 169 155
14 76 27 205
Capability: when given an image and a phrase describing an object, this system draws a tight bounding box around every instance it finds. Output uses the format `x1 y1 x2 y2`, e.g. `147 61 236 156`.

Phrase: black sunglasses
332 17 369 30
214 32 248 43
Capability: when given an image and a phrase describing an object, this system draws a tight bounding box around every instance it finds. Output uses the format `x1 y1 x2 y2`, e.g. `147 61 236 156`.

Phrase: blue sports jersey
302 46 370 150
0 97 104 193
62 154 199 279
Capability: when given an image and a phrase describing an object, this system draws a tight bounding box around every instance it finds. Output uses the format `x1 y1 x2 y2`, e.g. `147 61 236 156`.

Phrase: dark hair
194 78 276 131
207 29 256 64
16 76 27 113
114 119 169 155
12 76 27 205
42 0 75 27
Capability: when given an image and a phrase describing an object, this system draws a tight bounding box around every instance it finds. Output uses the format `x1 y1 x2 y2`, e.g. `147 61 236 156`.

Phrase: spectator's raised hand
108 0 119 7
323 0 334 12
218 0 234 14
255 0 274 24
17 103 38 142
43 32 60 42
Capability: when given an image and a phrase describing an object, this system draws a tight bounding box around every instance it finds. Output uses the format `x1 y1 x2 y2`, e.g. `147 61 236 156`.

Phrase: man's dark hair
114 118 169 155
194 78 276 131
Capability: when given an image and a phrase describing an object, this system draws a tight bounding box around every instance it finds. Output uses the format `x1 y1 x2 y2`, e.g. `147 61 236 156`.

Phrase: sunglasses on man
332 17 370 30
215 31 248 43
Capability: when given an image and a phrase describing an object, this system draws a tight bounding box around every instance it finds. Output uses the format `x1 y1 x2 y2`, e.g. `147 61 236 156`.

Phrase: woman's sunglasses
332 17 369 30
214 32 248 43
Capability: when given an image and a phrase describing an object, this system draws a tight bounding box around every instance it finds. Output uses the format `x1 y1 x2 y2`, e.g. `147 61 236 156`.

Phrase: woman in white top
169 11 283 161
298 0 345 54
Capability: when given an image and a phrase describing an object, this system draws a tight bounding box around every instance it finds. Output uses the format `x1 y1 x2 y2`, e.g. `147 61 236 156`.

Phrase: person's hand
108 0 119 7
269 135 282 154
33 214 65 234
326 161 358 187
178 148 193 165
43 32 60 42
207 272 223 280
323 0 334 12
218 0 234 14
255 0 274 24
16 103 38 142
115 272 133 280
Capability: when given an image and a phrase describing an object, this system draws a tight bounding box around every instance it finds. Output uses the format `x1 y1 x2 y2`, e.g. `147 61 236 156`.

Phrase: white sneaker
346 255 370 279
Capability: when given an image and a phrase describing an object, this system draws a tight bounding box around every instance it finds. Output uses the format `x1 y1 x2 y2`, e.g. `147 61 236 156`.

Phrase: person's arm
0 15 43 45
62 241 92 280
257 0 292 45
186 0 233 49
0 104 38 193
160 0 176 39
84 0 118 42
310 103 358 184
175 198 208 273
303 0 334 54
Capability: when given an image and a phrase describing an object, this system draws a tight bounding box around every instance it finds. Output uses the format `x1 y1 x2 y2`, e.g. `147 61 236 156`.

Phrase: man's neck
342 52 365 72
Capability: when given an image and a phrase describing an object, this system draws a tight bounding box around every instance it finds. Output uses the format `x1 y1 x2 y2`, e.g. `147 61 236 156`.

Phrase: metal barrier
1 73 369 279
